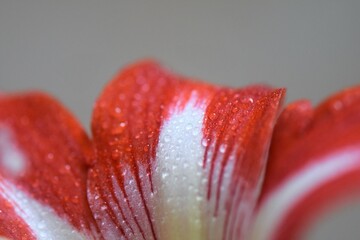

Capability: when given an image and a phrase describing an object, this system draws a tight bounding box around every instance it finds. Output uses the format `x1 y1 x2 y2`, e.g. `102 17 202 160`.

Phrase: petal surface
0 93 100 239
0 187 34 239
251 86 360 240
89 60 285 240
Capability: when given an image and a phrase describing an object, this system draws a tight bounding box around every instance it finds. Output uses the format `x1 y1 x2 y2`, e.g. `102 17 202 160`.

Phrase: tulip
0 60 359 240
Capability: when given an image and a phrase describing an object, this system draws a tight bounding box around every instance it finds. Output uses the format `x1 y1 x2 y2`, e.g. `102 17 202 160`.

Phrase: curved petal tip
88 61 285 240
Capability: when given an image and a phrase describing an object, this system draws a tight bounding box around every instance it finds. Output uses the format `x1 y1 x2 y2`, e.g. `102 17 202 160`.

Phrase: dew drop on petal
164 135 171 143
209 113 217 120
219 144 227 153
114 107 122 114
332 100 344 111
162 172 169 180
201 138 209 147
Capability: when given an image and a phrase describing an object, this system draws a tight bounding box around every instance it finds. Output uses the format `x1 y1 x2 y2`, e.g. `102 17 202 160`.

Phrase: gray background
1 1 360 239
1 0 360 129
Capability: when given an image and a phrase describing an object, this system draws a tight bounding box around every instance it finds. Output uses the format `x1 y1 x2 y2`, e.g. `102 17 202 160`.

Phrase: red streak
203 87 285 239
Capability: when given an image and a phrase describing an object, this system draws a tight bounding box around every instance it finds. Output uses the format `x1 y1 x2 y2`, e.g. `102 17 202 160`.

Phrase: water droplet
112 149 120 158
114 107 122 114
52 176 59 184
37 221 46 229
229 118 237 124
209 113 217 120
72 196 79 203
150 192 154 199
201 138 209 147
164 135 171 143
332 100 343 111
141 83 150 92
185 124 193 130
74 181 80 187
102 122 109 129
161 172 169 180
39 232 47 238
47 153 54 160
112 122 127 135
234 93 241 98
143 145 149 152
219 144 226 153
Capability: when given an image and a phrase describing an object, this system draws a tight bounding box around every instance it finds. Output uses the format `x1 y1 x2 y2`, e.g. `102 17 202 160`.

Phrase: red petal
0 93 100 239
89 60 285 239
252 86 360 240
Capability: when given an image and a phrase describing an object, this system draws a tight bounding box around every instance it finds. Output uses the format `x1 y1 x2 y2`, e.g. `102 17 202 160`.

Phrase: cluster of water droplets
0 180 87 240
150 100 209 239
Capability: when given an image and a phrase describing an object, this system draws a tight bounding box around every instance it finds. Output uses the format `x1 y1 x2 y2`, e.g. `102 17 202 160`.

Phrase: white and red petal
0 184 35 239
251 86 360 240
0 93 100 239
89 60 285 239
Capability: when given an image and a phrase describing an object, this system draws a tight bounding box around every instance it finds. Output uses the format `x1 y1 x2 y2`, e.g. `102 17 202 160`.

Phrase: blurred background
1 0 360 128
1 1 360 239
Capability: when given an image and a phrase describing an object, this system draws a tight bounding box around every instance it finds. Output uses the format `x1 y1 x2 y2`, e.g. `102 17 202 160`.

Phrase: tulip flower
0 60 359 240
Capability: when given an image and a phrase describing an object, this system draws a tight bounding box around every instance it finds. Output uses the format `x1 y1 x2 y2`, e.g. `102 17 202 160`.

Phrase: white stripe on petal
0 180 88 240
0 126 26 176
250 148 360 240
152 98 208 240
